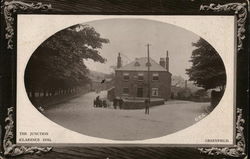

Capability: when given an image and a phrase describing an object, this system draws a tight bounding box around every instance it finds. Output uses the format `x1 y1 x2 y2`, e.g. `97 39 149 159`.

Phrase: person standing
96 96 100 107
103 100 107 108
113 97 117 109
145 99 150 115
119 97 124 109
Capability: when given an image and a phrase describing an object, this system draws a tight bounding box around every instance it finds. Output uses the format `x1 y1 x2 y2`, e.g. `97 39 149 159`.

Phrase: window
123 73 130 81
152 88 159 96
138 73 144 81
152 73 159 81
123 88 129 94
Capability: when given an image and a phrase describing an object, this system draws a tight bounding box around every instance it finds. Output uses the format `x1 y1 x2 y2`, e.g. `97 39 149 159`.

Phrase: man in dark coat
118 97 124 109
145 98 150 115
113 97 117 109
96 96 100 107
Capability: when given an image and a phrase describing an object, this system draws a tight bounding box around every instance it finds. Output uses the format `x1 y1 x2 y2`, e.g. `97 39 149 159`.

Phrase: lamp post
132 75 137 100
146 44 151 102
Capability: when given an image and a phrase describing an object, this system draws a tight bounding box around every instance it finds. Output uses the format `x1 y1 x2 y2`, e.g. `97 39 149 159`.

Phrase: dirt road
44 91 209 140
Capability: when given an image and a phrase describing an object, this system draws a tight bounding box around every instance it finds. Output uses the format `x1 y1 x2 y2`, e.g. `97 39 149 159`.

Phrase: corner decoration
0 0 247 158
199 3 247 158
198 108 247 158
200 3 247 52
2 0 51 49
3 107 52 157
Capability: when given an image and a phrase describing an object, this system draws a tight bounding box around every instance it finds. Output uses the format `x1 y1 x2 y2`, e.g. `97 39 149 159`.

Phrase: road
44 91 209 140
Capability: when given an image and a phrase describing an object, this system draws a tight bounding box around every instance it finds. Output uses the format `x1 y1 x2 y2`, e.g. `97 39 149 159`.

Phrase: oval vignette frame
0 1 248 159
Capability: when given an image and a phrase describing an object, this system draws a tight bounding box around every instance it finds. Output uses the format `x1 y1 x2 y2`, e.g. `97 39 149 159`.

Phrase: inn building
114 52 172 100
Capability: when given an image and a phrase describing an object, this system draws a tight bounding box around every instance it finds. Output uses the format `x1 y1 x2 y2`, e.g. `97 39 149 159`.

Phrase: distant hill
88 70 115 91
88 70 108 81
88 70 114 82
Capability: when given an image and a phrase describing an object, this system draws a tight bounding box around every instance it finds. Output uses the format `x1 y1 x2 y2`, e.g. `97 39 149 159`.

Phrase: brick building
114 52 172 100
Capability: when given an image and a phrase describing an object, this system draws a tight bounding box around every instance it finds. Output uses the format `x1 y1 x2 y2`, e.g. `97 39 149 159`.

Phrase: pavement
44 91 210 140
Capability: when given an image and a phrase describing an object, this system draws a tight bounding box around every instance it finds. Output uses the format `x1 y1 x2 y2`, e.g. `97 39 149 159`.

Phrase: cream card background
17 15 235 145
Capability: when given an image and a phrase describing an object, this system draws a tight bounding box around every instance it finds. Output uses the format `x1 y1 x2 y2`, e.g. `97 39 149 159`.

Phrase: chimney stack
117 52 122 68
159 58 166 68
166 50 169 72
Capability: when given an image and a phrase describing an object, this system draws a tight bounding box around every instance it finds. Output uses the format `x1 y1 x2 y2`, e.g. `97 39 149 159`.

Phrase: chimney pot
117 52 122 68
166 50 169 71
159 58 166 68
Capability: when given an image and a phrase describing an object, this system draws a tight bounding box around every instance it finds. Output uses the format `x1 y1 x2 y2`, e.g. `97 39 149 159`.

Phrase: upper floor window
138 73 144 81
123 73 130 81
123 87 129 94
152 73 159 81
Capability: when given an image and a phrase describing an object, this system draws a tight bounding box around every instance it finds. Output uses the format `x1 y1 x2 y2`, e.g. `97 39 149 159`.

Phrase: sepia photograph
1 0 248 158
24 18 226 141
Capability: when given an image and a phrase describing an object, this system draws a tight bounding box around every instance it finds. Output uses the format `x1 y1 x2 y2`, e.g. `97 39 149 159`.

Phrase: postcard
0 1 248 159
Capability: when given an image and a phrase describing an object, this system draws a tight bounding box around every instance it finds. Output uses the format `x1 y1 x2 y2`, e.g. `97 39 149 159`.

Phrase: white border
16 15 235 145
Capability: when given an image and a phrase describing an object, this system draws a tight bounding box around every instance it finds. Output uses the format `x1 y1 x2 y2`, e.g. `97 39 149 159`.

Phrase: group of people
113 97 124 109
93 96 108 108
93 96 150 114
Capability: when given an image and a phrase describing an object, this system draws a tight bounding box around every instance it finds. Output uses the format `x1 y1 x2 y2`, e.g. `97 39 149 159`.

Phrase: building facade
114 53 172 100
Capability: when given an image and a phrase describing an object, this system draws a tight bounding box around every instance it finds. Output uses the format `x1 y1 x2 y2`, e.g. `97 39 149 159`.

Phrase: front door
137 88 143 97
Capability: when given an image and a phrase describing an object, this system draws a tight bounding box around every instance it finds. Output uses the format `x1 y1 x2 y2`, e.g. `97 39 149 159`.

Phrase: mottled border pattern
3 0 51 49
199 3 247 159
3 107 52 157
1 0 52 158
0 1 248 158
200 3 247 52
198 108 247 158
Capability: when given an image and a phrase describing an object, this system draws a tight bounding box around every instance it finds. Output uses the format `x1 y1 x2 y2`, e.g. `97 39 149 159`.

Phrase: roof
116 57 169 72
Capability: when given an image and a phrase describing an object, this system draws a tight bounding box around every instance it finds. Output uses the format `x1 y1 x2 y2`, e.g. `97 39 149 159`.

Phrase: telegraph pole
146 44 151 102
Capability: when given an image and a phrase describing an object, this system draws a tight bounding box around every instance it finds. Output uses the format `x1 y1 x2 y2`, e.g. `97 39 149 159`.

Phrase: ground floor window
123 87 129 94
152 88 159 96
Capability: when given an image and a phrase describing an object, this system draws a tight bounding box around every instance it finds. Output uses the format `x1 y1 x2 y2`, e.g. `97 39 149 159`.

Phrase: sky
82 18 200 79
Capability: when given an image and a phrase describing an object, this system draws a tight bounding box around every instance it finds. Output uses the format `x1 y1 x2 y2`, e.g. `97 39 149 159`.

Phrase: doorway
137 88 143 97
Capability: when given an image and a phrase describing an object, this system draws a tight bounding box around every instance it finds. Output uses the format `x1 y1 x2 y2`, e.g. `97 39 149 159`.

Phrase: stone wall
122 98 165 109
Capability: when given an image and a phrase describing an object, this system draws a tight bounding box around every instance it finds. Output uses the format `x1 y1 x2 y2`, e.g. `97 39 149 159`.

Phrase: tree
186 38 226 90
25 24 109 98
193 89 208 98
